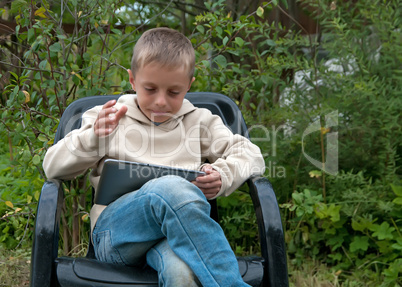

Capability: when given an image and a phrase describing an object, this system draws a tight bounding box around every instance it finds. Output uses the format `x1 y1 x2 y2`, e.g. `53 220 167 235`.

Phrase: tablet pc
95 159 206 205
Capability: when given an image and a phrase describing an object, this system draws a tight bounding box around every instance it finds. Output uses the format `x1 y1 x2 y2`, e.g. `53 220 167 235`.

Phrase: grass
0 247 30 287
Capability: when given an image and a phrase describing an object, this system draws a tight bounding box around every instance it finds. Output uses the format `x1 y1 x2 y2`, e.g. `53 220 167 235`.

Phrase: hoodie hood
114 94 197 131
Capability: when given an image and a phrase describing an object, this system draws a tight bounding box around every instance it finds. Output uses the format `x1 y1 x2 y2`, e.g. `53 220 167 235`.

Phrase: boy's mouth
151 110 169 116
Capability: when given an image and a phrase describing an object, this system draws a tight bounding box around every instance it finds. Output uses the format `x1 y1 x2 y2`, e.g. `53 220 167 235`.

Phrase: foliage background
0 0 401 286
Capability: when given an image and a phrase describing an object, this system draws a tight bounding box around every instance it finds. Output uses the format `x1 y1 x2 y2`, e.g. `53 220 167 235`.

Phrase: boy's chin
149 112 176 123
150 115 170 123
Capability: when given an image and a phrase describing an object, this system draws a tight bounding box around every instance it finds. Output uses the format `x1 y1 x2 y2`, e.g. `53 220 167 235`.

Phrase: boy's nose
155 93 167 107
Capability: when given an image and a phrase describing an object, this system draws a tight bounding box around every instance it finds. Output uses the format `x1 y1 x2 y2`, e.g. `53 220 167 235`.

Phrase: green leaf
266 39 276 46
39 59 48 70
27 28 36 42
214 55 227 68
352 220 365 232
196 25 205 34
216 26 223 36
9 71 19 80
292 192 304 205
352 217 374 231
201 60 210 68
350 236 369 252
32 155 41 165
391 184 402 196
256 7 264 18
393 197 402 205
10 0 27 14
38 134 48 142
391 237 402 250
235 37 244 47
72 74 80 85
111 29 122 36
371 222 395 240
49 42 61 53
222 36 229 46
327 204 341 222
34 190 40 201
327 234 344 250
280 0 289 9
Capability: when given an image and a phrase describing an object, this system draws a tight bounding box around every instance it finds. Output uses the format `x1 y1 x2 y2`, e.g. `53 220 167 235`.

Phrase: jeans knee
162 258 201 287
147 240 201 287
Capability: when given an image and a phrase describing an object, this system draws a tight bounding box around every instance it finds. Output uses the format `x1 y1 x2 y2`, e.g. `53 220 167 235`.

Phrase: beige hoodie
43 94 265 231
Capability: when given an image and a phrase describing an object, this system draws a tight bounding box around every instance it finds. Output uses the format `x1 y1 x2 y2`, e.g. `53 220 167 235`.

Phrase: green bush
282 172 401 285
0 0 133 251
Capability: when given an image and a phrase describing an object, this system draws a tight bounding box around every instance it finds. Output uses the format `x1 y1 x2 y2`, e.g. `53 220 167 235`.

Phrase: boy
43 27 265 286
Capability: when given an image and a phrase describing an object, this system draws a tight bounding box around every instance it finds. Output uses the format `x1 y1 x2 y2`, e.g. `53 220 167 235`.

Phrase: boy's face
128 63 195 123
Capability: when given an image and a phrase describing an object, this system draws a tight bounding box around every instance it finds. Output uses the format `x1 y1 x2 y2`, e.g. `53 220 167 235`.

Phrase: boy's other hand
193 164 221 199
94 100 128 137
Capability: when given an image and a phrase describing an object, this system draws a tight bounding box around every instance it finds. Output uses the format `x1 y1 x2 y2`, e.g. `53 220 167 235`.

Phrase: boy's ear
127 69 136 91
188 77 195 91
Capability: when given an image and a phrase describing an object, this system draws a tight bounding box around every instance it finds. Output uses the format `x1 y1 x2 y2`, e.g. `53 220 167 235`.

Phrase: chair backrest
55 92 249 144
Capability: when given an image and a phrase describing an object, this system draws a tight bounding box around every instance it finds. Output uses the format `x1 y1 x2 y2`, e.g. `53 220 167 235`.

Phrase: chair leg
30 180 63 287
248 176 289 287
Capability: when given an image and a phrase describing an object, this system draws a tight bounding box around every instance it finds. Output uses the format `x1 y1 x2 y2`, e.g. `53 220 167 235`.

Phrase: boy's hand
193 164 222 199
94 100 128 137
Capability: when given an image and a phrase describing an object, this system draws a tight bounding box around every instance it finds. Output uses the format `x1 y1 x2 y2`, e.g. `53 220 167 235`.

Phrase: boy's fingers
196 171 220 183
201 164 213 172
95 103 127 137
98 108 116 122
201 186 220 199
99 100 117 115
103 100 116 109
114 105 128 121
196 180 221 189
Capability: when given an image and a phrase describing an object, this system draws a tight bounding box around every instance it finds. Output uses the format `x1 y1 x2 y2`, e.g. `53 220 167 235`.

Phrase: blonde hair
131 27 195 80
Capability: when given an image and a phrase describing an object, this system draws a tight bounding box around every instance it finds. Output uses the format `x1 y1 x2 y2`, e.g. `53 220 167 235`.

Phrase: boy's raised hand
194 164 222 199
94 100 128 137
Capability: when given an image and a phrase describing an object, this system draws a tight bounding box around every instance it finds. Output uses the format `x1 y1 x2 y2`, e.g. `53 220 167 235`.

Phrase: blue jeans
92 175 249 287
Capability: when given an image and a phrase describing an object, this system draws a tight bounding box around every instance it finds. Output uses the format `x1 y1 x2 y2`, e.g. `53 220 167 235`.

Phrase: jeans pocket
93 230 125 265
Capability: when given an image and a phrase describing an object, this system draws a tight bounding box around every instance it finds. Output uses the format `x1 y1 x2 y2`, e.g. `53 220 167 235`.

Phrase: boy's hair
131 27 195 80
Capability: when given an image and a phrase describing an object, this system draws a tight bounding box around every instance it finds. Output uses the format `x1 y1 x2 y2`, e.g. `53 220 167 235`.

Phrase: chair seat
55 256 264 287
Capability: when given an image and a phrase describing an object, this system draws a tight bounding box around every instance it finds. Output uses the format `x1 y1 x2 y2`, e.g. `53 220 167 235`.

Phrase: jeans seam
150 247 165 287
93 230 127 265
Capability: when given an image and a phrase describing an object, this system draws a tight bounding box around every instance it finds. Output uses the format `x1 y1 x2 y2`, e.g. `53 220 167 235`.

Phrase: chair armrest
247 176 288 287
30 180 64 287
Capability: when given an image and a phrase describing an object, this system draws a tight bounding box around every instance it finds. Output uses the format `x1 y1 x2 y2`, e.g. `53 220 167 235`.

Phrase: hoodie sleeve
199 110 265 198
43 106 111 180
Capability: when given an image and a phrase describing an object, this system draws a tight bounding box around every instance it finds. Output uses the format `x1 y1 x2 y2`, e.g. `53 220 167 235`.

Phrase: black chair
30 92 288 287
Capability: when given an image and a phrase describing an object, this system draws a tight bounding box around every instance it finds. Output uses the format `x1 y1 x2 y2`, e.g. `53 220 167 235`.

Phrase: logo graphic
302 111 338 175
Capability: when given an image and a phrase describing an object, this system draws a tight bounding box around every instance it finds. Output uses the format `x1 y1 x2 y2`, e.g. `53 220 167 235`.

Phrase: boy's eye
169 90 180 95
144 87 155 92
